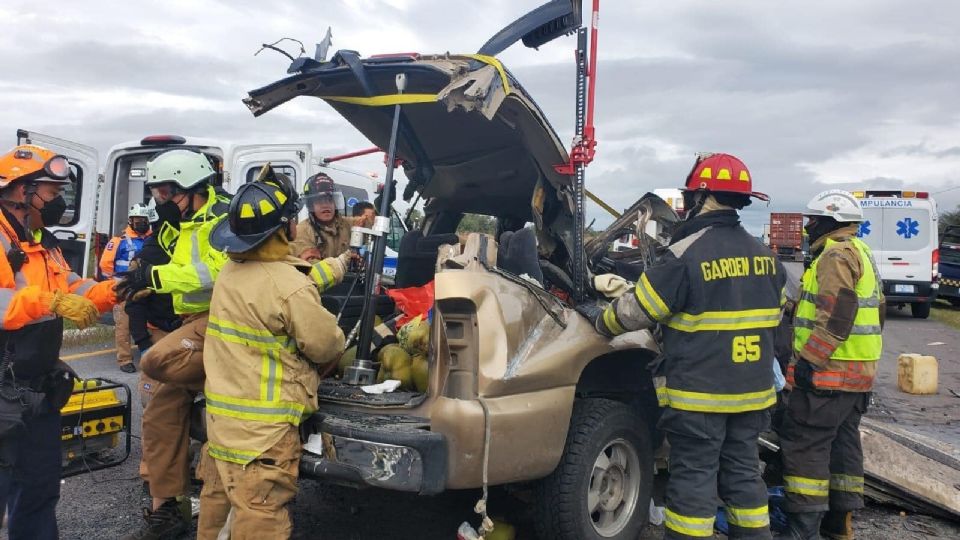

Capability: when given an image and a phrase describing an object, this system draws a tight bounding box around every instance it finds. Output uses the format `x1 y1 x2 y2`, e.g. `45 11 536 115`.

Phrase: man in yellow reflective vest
580 153 786 540
778 190 884 540
115 149 231 539
196 168 344 539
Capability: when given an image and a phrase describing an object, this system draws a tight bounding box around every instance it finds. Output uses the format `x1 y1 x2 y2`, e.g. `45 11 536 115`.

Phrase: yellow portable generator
59 378 132 477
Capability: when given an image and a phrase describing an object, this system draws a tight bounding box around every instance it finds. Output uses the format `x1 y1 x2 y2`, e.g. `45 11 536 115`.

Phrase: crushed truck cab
246 36 669 539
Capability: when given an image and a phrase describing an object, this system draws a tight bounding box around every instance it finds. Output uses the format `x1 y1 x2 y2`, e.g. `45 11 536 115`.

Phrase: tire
532 398 654 540
911 302 931 319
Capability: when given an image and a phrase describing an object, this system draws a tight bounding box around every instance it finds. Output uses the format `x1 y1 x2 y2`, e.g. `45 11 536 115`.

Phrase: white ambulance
853 190 939 319
14 129 392 277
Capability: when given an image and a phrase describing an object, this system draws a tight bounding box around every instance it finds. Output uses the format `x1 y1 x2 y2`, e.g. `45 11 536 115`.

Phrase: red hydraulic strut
554 0 600 302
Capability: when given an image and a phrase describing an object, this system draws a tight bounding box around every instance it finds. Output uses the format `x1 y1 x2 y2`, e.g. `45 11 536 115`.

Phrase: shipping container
768 212 804 260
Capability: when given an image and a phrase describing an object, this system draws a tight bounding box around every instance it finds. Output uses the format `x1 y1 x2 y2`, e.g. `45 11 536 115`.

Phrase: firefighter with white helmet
117 148 232 540
777 189 884 540
99 203 155 373
0 144 116 539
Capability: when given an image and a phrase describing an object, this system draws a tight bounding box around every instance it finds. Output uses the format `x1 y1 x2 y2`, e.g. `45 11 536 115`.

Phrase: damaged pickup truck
242 5 676 540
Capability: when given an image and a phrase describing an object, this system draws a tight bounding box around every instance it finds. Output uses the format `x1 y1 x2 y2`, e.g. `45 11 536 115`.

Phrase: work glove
574 301 614 337
792 359 818 391
114 261 153 301
593 274 633 299
42 290 100 329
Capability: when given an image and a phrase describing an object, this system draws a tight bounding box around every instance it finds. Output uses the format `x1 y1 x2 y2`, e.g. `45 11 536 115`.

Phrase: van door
877 202 933 284
227 144 312 194
16 129 99 276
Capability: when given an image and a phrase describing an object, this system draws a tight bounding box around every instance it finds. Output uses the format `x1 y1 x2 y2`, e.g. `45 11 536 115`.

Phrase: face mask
38 195 67 226
154 199 182 229
131 222 150 235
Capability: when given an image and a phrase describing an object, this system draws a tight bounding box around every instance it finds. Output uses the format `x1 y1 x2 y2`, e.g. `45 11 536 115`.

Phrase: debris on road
897 353 939 395
861 417 960 521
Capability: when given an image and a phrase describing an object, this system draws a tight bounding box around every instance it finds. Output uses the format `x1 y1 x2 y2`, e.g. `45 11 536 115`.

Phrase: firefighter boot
774 512 823 540
820 511 854 540
121 499 189 540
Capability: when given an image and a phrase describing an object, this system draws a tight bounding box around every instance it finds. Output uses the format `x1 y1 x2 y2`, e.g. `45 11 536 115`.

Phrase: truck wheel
532 398 653 540
911 302 931 319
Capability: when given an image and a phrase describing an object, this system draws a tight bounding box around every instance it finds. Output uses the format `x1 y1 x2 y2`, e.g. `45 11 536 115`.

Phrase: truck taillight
631 236 639 247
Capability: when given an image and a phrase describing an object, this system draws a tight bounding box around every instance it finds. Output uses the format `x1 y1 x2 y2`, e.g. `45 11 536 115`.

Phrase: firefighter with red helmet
0 145 116 539
580 153 786 539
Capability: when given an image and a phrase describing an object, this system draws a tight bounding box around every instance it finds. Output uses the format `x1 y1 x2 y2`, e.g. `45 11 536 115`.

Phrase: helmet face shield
150 183 178 204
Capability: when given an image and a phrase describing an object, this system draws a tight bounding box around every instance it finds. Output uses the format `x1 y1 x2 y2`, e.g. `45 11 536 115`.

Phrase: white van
853 190 939 319
14 130 396 277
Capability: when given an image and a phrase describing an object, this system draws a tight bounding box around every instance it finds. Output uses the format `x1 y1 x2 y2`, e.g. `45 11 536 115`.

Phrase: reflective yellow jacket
148 185 230 314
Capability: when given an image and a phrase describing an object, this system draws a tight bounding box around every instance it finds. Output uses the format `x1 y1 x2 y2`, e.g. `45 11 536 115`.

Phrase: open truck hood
244 51 576 263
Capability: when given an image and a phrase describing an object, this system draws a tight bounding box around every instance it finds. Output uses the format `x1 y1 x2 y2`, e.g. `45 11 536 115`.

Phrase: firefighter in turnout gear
580 153 786 539
0 145 116 539
197 166 346 539
290 172 355 261
100 203 154 373
777 190 884 540
118 149 232 540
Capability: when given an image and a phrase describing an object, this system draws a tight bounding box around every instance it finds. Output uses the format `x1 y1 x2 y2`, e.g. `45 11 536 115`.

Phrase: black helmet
210 164 299 254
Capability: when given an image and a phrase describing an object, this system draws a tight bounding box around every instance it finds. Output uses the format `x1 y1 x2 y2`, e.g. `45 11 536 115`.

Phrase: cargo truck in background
768 212 805 261
854 190 939 319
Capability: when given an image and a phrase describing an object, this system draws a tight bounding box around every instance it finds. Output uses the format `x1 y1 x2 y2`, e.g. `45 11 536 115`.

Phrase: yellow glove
44 290 100 329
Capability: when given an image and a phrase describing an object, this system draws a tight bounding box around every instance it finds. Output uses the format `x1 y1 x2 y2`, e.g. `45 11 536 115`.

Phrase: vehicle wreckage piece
584 192 680 268
859 417 960 521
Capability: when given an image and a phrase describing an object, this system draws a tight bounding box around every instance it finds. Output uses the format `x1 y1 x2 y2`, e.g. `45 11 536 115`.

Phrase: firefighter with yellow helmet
196 167 345 539
0 145 116 539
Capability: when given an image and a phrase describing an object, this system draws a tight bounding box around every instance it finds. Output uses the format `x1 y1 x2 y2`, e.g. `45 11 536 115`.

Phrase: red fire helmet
683 153 768 201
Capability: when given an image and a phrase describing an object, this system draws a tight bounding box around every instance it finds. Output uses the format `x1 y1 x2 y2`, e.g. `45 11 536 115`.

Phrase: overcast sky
2 0 958 233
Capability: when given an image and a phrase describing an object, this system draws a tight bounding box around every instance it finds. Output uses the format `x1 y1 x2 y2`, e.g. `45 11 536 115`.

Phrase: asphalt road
7 273 960 539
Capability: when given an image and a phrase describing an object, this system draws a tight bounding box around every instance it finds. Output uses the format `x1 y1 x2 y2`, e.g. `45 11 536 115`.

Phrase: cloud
1 0 958 236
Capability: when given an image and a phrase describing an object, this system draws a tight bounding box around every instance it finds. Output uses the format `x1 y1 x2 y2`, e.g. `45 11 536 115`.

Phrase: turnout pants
197 426 301 540
661 408 772 540
779 389 868 513
141 313 207 499
137 327 169 483
114 301 133 366
0 401 61 540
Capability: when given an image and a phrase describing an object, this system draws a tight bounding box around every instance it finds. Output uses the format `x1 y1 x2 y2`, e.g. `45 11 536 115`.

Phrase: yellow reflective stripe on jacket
207 442 261 465
656 386 776 413
726 505 770 528
602 306 626 335
323 94 438 106
207 316 296 352
310 260 337 293
260 348 284 402
635 273 670 321
830 474 864 494
664 508 715 538
784 475 830 497
205 392 307 425
664 307 781 332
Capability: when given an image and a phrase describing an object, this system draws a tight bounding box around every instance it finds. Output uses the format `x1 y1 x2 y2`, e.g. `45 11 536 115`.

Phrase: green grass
931 300 960 330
